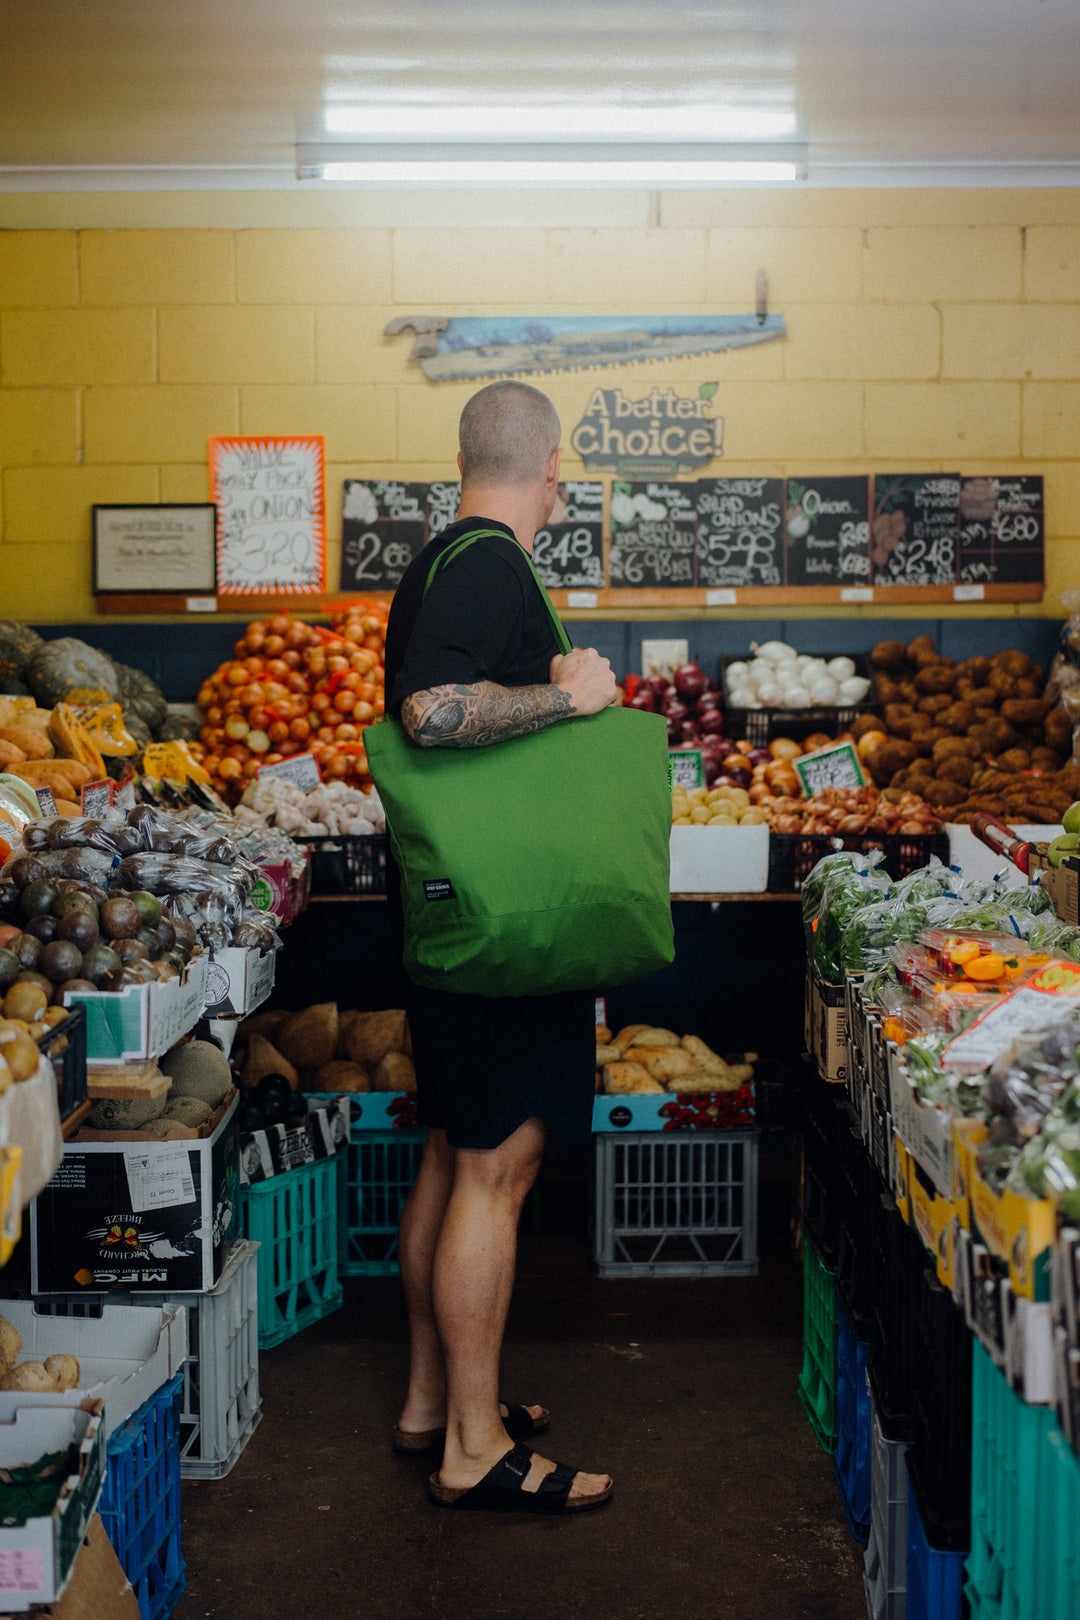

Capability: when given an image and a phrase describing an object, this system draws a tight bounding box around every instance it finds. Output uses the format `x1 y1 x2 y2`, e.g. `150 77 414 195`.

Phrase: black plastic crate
33 1003 87 1126
906 1253 973 1551
304 833 387 895
802 1066 843 1270
868 1188 921 1442
768 831 951 894
833 1098 874 1340
719 653 879 748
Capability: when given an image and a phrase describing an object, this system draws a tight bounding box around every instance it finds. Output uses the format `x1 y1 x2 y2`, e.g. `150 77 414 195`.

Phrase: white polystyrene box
668 824 769 894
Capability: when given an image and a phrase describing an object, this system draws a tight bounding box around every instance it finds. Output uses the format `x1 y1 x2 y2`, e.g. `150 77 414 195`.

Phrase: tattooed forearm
401 681 574 748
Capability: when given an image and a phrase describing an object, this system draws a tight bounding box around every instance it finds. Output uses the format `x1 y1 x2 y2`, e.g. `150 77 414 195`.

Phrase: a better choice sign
570 385 723 478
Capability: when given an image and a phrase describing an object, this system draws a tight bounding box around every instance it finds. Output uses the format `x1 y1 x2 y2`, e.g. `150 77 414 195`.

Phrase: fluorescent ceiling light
314 160 798 187
323 103 797 142
297 142 806 188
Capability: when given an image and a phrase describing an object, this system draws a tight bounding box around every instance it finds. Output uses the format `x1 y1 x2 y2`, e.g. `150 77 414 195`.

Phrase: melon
159 1038 232 1106
89 1094 167 1130
162 1096 213 1128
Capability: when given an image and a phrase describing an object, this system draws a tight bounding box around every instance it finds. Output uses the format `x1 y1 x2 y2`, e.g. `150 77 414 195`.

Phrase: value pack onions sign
209 436 327 595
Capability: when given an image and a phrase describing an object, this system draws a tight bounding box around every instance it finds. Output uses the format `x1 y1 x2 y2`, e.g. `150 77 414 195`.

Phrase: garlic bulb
752 640 797 665
780 683 811 708
808 676 840 704
839 675 871 704
827 656 857 681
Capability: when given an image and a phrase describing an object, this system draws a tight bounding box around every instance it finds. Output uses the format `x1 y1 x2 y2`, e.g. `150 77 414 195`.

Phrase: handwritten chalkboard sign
957 476 1044 588
871 474 960 588
696 477 784 588
531 481 604 589
426 482 462 538
341 480 428 590
209 437 327 595
609 480 697 587
783 477 871 588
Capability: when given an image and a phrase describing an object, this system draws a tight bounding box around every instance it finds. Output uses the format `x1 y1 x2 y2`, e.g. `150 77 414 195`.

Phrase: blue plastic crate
339 1129 425 1277
906 1470 967 1620
240 1156 343 1348
835 1304 872 1541
98 1372 185 1620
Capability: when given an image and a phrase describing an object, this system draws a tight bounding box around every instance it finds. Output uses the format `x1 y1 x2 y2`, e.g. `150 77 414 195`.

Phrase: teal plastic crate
240 1156 343 1349
98 1373 185 1620
339 1129 425 1277
799 1235 839 1453
966 1340 1080 1620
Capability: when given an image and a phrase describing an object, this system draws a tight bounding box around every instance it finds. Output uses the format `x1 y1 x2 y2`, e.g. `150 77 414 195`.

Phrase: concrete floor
175 1167 866 1620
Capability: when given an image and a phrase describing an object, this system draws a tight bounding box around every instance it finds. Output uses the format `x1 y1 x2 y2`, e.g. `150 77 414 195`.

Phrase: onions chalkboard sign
531 481 604 590
609 480 697 587
696 477 784 588
341 480 429 590
783 477 871 588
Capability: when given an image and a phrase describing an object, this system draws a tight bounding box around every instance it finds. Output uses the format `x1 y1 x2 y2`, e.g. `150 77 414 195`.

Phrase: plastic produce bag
22 816 140 858
126 804 238 864
806 854 891 985
2 845 117 888
113 851 255 902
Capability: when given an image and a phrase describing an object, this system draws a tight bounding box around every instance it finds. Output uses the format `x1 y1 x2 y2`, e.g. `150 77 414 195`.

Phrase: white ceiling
1 0 1079 189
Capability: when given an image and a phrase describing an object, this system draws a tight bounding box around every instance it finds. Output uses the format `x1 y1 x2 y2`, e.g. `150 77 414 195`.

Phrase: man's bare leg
434 1117 610 1503
397 1128 455 1433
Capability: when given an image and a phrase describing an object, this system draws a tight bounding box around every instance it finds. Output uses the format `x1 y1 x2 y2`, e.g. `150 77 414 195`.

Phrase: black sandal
428 1441 613 1514
391 1402 550 1454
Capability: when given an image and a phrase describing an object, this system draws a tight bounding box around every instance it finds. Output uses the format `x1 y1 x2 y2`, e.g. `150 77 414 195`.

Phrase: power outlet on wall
641 639 689 679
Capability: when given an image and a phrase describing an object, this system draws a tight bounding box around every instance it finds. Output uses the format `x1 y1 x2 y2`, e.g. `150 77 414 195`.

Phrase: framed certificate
93 504 218 595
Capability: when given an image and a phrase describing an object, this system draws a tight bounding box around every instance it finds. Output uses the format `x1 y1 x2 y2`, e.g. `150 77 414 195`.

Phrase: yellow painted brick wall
1 191 1079 623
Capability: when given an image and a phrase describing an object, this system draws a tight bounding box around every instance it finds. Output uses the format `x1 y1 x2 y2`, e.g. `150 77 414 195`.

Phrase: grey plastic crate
592 1131 758 1277
863 1396 909 1620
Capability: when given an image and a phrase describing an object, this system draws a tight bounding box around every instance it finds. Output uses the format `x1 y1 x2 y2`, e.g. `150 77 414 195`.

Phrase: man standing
382 380 614 1513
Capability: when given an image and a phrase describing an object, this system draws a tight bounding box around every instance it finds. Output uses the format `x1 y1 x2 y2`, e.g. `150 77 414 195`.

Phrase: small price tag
705 589 738 606
80 779 112 816
841 587 874 603
669 748 705 789
113 774 137 814
794 741 866 797
257 752 322 790
954 584 986 602
566 591 598 609
185 596 217 612
34 786 58 817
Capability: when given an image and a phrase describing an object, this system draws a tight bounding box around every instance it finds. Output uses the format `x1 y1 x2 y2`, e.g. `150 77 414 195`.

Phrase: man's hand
550 647 618 716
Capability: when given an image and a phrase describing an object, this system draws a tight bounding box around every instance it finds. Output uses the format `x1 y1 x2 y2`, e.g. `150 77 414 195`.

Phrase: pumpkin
71 702 138 757
156 711 200 743
25 638 120 708
114 662 168 734
0 678 32 699
0 623 43 691
47 704 107 779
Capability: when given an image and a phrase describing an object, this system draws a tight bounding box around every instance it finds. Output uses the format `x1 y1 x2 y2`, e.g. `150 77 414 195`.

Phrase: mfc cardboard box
30 1097 238 1294
1028 843 1080 926
806 972 847 1084
0 1400 104 1612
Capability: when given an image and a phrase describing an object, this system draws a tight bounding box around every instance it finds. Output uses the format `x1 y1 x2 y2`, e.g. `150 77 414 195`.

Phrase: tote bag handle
423 527 573 657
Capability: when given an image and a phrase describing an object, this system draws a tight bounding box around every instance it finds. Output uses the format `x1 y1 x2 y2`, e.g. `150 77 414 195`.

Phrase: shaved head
458 381 561 489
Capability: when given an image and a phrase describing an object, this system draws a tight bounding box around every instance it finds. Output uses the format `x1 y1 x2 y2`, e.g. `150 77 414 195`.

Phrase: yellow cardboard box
952 1117 1057 1301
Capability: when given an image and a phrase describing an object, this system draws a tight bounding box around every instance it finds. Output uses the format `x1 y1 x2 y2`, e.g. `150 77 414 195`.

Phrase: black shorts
405 979 596 1151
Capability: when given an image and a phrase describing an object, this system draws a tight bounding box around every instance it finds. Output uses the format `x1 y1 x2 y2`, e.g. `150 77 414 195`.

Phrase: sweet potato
0 727 52 760
0 740 25 767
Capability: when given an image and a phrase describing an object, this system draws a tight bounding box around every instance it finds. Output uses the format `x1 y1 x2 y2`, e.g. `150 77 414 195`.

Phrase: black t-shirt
385 518 562 712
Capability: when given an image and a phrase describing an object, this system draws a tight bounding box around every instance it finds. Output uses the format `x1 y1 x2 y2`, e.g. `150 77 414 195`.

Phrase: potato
907 635 939 667
923 779 967 809
1000 698 1051 727
916 693 953 717
630 1046 700 1083
624 1027 681 1049
914 661 957 695
44 1354 80 1390
871 640 909 672
938 755 975 786
0 1315 22 1376
1 1361 56 1392
938 702 975 735
603 1061 664 1096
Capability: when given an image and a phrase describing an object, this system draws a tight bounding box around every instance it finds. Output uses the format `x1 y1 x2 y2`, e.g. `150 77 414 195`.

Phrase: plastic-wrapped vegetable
126 804 237 865
22 817 142 857
232 912 281 953
809 857 892 985
2 844 117 888
1007 1098 1080 1220
801 850 884 950
840 898 929 976
890 857 959 905
904 1032 952 1103
113 851 255 902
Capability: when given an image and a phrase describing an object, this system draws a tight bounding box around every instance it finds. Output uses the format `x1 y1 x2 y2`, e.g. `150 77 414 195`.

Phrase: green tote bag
365 529 674 997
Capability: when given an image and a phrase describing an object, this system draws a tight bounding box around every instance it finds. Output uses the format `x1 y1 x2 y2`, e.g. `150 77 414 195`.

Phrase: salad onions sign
209 436 327 595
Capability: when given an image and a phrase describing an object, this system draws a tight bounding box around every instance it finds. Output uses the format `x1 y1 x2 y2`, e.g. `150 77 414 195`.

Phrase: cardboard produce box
0 1301 186 1441
1028 842 1080 926
952 1116 1058 1301
240 1094 351 1185
30 1096 238 1294
66 956 208 1066
10 1514 141 1620
806 971 847 1084
0 1400 104 1612
202 946 276 1019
